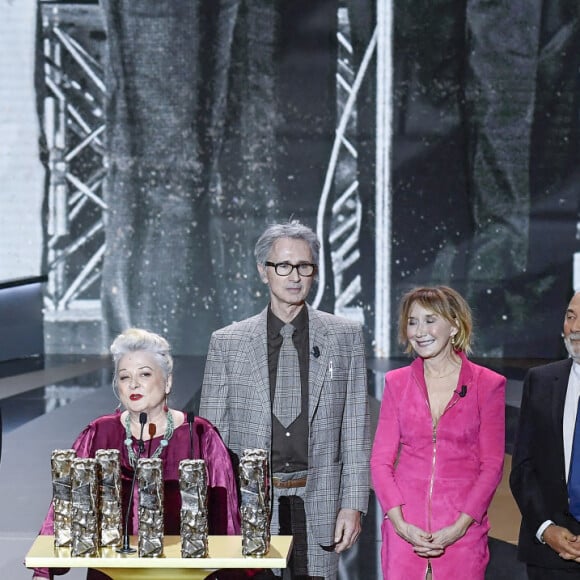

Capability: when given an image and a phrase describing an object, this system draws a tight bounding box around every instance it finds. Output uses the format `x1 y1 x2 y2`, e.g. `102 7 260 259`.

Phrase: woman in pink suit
370 286 505 579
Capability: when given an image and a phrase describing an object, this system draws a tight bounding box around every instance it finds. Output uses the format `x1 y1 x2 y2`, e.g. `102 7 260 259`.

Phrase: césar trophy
179 459 209 558
70 457 99 557
239 448 270 557
50 449 76 548
95 449 122 548
137 457 164 557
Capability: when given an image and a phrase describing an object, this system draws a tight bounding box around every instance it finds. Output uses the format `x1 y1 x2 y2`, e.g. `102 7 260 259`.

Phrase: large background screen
1 0 578 360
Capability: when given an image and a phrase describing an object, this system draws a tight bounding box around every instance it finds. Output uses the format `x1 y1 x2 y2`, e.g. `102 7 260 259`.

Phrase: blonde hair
397 286 473 355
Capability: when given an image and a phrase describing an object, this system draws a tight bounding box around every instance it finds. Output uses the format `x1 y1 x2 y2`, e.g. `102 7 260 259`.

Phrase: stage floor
0 354 536 579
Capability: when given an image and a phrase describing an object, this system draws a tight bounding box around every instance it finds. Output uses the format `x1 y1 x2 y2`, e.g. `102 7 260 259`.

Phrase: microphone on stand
187 411 196 459
117 412 147 554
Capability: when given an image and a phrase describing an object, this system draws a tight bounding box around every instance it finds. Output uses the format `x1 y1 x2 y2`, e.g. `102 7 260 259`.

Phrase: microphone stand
117 412 147 554
187 411 195 459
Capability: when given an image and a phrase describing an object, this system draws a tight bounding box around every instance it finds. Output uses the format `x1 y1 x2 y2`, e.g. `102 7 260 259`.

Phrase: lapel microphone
456 385 467 398
312 346 320 358
118 412 147 554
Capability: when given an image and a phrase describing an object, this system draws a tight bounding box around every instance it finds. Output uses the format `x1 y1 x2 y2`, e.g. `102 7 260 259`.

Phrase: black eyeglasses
265 261 317 277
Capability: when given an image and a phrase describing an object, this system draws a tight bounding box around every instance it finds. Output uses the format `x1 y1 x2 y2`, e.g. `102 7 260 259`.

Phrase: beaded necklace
124 411 175 467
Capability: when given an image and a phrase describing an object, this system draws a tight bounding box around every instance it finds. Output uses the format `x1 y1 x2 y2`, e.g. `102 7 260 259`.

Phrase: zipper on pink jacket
425 390 462 579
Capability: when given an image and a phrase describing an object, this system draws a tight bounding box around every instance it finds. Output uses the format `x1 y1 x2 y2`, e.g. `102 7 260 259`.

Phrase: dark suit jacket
510 358 580 569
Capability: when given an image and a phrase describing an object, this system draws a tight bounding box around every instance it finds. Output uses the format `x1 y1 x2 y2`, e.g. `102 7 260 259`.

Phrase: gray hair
110 328 173 381
254 221 320 265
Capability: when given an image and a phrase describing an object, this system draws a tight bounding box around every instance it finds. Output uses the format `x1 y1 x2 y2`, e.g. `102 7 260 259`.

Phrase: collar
573 361 580 382
267 304 308 338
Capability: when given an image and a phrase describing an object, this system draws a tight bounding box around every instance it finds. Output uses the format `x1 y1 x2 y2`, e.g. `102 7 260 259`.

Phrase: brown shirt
267 305 309 473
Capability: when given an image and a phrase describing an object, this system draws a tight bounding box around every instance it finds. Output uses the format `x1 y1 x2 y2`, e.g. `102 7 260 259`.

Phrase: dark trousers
527 564 580 579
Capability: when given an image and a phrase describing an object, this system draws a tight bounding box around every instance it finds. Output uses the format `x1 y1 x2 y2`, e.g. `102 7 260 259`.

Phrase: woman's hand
430 512 473 548
386 507 444 557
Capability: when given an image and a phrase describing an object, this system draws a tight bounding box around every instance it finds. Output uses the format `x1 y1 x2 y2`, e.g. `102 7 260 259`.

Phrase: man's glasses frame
265 261 317 277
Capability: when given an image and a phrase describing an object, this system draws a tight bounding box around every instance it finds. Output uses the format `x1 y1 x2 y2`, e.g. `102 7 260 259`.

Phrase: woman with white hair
33 328 240 580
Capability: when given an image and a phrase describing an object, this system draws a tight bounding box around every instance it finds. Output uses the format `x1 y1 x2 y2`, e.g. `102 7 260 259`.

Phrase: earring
451 334 457 346
163 393 169 413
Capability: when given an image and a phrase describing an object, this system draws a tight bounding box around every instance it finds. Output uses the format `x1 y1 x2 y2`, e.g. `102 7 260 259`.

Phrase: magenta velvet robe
370 352 505 579
35 411 240 579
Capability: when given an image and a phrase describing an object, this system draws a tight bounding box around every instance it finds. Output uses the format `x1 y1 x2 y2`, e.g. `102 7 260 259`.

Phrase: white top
563 362 580 481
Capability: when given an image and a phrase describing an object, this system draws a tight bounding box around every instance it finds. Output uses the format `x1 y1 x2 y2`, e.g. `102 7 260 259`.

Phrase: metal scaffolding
41 2 106 322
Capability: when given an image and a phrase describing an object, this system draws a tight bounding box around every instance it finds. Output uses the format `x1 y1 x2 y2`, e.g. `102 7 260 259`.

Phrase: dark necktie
568 396 580 519
273 324 301 428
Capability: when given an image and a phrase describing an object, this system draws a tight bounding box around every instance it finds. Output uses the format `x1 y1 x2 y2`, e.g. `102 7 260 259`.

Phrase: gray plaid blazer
199 304 370 545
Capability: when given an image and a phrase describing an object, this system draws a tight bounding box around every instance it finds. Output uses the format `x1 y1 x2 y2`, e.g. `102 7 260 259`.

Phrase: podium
25 535 293 580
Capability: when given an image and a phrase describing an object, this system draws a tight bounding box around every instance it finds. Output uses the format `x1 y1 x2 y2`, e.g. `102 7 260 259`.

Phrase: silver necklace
124 411 175 467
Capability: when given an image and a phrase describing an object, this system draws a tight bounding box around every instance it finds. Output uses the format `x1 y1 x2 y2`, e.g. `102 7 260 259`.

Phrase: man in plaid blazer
200 221 370 579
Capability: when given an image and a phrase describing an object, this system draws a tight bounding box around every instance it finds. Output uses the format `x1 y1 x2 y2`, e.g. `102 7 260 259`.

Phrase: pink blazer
370 352 505 579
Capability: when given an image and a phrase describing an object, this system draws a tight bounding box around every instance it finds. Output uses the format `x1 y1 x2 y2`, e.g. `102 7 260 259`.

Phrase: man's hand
333 508 362 553
543 524 580 560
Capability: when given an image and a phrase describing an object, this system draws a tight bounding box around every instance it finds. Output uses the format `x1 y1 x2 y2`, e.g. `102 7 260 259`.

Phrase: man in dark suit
199 221 370 579
510 291 580 579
